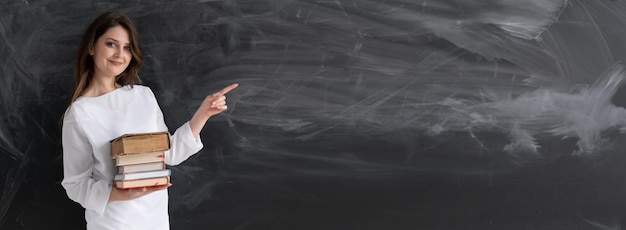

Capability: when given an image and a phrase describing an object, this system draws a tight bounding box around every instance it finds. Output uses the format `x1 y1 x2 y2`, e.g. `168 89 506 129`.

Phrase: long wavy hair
67 11 143 107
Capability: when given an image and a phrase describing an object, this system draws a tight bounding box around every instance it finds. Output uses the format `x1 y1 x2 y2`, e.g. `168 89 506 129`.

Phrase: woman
61 11 237 229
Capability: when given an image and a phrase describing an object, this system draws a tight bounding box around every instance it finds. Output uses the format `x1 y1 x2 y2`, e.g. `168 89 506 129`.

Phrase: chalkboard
3 0 626 229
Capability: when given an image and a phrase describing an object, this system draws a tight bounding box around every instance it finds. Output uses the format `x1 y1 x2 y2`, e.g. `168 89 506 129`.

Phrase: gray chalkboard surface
3 0 626 229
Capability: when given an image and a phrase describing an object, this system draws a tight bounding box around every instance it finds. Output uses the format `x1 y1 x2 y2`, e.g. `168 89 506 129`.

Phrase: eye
124 46 131 51
106 42 116 48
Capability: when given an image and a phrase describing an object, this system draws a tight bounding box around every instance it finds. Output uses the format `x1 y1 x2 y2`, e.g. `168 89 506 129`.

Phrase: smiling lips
109 60 124 66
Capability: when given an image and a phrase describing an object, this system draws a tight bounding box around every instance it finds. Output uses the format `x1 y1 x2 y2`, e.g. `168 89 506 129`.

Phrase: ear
88 46 94 56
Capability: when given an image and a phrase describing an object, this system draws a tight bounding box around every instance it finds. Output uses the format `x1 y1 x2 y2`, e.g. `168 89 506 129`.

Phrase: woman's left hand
189 83 239 137
198 83 239 118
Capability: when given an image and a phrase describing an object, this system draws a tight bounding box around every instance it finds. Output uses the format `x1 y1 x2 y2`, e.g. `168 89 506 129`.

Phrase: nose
114 47 124 58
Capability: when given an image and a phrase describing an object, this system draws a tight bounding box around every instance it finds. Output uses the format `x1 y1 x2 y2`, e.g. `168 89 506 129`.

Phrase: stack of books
110 131 172 189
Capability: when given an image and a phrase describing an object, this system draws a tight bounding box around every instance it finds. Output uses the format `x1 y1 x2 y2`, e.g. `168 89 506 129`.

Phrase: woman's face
90 25 132 80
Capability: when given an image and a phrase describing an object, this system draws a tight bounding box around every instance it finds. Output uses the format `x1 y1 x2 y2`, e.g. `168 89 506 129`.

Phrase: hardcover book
115 176 170 189
114 169 171 181
115 151 165 166
110 131 170 158
118 161 165 174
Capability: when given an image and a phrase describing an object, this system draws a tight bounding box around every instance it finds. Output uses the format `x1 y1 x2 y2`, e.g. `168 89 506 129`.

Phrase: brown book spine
110 131 171 158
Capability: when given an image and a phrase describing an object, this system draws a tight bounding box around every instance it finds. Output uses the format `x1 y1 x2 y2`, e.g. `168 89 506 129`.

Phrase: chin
110 70 127 77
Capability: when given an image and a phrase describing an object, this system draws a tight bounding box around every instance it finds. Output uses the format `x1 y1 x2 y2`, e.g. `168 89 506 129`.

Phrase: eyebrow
105 38 131 45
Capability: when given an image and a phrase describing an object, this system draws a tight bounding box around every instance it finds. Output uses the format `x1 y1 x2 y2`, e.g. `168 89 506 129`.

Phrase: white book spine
114 169 171 181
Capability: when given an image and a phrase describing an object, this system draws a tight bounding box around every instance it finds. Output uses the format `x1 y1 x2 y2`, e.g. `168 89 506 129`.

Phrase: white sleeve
148 87 204 165
61 107 111 215
165 121 204 165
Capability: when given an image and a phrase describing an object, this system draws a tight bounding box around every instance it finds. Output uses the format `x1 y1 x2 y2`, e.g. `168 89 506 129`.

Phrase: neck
83 76 121 97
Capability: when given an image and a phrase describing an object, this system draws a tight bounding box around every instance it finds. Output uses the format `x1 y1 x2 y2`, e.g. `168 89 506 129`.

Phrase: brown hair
68 11 143 106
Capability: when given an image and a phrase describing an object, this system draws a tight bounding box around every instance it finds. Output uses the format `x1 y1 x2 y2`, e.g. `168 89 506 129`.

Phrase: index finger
215 83 239 96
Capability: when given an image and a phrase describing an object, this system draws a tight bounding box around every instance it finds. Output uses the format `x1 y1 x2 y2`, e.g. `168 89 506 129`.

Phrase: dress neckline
77 85 130 101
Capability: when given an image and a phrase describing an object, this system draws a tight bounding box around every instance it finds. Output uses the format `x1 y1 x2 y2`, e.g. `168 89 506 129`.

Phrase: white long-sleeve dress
62 85 203 230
